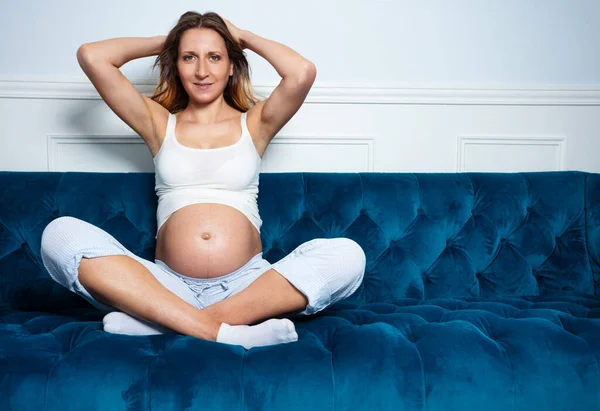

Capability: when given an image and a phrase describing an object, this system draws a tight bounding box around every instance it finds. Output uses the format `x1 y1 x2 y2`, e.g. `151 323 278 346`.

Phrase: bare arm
78 36 166 68
77 36 168 154
240 30 314 81
238 28 316 144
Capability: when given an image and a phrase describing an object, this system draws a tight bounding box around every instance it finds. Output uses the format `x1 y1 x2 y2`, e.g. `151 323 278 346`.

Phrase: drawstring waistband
185 278 231 297
155 252 265 284
154 252 268 302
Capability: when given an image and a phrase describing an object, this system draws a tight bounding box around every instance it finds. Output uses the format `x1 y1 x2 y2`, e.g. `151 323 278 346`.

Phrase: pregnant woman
40 11 366 350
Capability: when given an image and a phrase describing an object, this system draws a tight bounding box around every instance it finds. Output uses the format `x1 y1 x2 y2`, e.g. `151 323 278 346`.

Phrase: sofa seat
2 295 599 410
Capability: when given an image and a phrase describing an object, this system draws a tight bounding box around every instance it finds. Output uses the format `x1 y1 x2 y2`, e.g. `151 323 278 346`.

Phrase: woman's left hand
221 16 246 49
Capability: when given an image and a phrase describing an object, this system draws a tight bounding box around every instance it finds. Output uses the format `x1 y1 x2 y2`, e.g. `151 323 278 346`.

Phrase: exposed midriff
155 203 262 279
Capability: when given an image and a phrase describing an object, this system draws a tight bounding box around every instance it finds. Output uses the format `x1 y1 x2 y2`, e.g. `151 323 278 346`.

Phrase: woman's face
177 27 234 103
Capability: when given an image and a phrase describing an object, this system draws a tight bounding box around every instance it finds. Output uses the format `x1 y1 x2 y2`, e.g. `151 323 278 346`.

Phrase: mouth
193 83 212 90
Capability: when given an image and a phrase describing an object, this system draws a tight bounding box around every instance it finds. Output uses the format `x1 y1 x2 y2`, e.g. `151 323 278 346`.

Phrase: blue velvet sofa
1 170 599 410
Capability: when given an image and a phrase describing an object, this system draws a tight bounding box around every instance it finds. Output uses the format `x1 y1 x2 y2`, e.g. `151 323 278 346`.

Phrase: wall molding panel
2 77 598 173
260 136 374 172
47 134 152 172
2 78 600 106
457 136 566 172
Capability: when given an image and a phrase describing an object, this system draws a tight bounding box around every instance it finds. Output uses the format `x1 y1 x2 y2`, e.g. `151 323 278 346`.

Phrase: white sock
216 318 298 350
103 312 299 349
103 311 173 335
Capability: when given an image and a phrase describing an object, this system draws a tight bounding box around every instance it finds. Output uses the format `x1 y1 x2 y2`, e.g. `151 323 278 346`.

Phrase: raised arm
76 36 169 156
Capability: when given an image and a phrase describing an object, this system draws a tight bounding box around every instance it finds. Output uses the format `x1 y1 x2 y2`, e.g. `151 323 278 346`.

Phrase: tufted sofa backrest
0 171 598 312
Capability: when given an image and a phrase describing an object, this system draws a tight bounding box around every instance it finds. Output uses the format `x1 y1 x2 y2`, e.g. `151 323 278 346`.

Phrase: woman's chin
187 88 223 102
187 91 218 102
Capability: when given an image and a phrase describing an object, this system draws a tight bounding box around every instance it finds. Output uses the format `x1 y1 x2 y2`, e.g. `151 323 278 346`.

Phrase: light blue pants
40 216 366 319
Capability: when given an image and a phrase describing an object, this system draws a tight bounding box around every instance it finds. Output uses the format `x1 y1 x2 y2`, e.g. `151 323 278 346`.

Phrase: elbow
76 44 93 67
77 44 107 72
298 61 317 85
77 43 105 68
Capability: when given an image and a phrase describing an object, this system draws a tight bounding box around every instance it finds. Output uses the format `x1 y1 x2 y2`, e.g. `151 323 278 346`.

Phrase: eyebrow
182 50 223 55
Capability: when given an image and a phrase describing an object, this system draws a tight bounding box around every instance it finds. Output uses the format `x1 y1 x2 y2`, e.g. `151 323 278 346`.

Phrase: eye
210 55 221 61
183 55 194 61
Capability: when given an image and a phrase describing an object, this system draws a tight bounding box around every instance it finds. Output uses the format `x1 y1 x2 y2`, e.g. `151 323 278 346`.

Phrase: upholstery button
500 238 506 244
475 272 481 279
119 210 125 215
417 208 424 215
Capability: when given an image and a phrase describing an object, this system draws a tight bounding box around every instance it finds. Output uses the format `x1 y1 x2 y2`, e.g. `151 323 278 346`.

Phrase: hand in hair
220 16 246 50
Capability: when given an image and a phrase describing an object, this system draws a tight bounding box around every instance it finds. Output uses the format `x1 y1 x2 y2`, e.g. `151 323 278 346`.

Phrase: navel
201 232 212 240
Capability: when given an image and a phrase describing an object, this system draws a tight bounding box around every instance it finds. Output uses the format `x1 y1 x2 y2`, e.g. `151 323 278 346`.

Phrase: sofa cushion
2 295 599 410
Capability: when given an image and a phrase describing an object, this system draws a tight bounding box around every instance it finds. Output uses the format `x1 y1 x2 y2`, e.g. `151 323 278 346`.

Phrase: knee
42 216 80 241
334 237 366 286
41 216 81 261
41 216 104 289
40 217 78 284
41 217 72 255
320 237 366 306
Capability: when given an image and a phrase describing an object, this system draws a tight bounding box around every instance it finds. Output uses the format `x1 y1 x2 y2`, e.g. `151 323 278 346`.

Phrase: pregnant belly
155 203 263 279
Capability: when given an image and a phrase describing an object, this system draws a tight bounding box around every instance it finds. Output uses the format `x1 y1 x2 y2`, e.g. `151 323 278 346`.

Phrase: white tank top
152 111 263 239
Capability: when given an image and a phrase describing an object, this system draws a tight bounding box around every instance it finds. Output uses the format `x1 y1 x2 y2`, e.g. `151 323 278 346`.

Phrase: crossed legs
78 255 308 341
41 216 366 349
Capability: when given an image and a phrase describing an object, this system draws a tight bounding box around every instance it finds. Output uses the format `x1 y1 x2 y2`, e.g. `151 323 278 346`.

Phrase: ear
229 62 234 77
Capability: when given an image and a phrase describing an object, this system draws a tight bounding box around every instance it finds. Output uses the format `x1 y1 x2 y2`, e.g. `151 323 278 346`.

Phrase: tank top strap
240 111 250 140
165 112 176 142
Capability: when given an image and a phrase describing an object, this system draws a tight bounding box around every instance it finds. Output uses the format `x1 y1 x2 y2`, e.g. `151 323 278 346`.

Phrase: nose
196 60 209 78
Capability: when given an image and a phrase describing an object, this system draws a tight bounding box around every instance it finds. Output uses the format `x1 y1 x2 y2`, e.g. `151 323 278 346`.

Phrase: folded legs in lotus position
40 216 366 350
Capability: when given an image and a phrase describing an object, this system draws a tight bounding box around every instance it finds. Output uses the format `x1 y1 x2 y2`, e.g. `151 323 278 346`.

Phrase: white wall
1 0 599 173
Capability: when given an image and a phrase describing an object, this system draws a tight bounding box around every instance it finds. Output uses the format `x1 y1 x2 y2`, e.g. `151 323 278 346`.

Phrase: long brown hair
150 11 264 114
